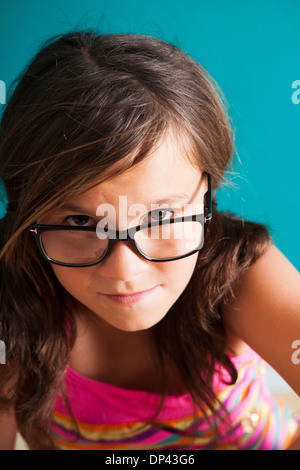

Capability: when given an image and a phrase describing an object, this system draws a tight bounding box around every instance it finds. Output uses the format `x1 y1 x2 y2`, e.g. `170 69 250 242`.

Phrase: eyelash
65 215 96 227
64 209 176 227
143 209 175 224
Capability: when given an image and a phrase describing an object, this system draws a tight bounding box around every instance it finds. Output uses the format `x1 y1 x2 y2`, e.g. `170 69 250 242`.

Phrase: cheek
51 254 198 310
159 253 198 292
51 265 90 297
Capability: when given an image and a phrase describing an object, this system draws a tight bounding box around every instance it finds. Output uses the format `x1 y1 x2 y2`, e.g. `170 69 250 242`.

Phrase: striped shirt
49 347 299 450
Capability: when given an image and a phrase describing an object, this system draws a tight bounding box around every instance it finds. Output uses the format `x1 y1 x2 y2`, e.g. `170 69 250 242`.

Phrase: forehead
77 133 203 206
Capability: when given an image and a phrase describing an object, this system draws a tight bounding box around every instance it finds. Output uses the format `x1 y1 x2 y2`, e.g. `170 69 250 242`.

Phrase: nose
96 240 149 281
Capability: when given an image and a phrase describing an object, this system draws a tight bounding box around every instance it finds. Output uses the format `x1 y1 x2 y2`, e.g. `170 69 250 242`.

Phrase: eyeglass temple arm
204 173 212 222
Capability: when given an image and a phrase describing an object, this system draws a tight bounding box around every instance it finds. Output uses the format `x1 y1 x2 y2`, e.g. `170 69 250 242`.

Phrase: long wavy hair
0 31 272 449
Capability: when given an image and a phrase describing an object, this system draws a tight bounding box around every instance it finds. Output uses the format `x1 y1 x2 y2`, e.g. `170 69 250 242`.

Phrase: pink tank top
48 347 298 450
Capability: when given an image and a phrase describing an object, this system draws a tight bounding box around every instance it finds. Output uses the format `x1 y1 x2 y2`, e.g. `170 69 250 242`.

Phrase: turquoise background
0 0 299 270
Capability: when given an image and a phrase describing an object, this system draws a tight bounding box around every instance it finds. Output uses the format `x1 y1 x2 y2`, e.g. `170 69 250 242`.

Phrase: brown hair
0 31 272 448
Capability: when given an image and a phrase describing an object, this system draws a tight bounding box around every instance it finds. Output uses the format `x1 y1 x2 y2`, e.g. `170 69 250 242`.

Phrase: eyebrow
56 194 193 214
150 194 192 205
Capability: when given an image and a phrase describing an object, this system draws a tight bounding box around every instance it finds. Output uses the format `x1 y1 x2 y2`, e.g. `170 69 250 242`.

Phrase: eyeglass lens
40 218 204 265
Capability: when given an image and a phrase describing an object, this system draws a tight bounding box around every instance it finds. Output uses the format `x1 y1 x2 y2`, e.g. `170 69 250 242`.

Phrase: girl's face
45 134 207 332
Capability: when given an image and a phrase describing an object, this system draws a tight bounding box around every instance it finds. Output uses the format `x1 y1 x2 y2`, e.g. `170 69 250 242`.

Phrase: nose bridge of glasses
102 226 145 264
97 225 132 241
98 226 141 261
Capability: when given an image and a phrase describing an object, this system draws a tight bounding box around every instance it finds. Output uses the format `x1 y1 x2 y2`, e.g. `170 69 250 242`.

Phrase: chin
106 313 167 333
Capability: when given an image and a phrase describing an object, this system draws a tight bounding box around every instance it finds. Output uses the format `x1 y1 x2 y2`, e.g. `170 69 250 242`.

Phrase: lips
99 286 158 305
104 289 150 296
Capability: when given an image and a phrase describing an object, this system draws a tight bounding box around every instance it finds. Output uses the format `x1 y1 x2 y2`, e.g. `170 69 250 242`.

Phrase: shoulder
222 244 300 393
222 243 299 319
243 243 299 283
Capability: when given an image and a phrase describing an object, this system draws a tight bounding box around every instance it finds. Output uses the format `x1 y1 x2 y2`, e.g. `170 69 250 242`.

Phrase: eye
143 208 175 224
65 215 96 227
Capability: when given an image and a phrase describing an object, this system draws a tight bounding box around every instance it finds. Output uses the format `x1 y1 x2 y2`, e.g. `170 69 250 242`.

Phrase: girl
0 31 299 450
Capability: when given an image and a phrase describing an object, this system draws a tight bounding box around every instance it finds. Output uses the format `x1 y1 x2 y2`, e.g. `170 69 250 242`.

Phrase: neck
69 299 160 390
76 299 152 353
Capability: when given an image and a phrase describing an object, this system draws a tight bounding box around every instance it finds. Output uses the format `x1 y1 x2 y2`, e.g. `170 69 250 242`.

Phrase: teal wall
0 0 299 269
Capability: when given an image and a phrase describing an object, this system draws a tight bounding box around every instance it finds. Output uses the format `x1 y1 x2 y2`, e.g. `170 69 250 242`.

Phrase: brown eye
146 209 174 223
66 215 95 227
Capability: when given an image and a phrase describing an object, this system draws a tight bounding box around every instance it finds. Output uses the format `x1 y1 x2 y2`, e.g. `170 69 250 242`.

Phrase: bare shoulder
222 243 300 318
221 243 300 394
240 243 299 287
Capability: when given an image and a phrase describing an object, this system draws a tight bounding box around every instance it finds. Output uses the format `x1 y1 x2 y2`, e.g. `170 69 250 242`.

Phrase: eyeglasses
29 174 212 267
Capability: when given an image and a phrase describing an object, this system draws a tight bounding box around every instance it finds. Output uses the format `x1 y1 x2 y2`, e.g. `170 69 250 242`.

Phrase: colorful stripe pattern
48 350 299 450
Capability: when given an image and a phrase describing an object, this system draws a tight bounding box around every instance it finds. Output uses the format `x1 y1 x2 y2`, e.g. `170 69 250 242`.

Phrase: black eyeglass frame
29 174 212 267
